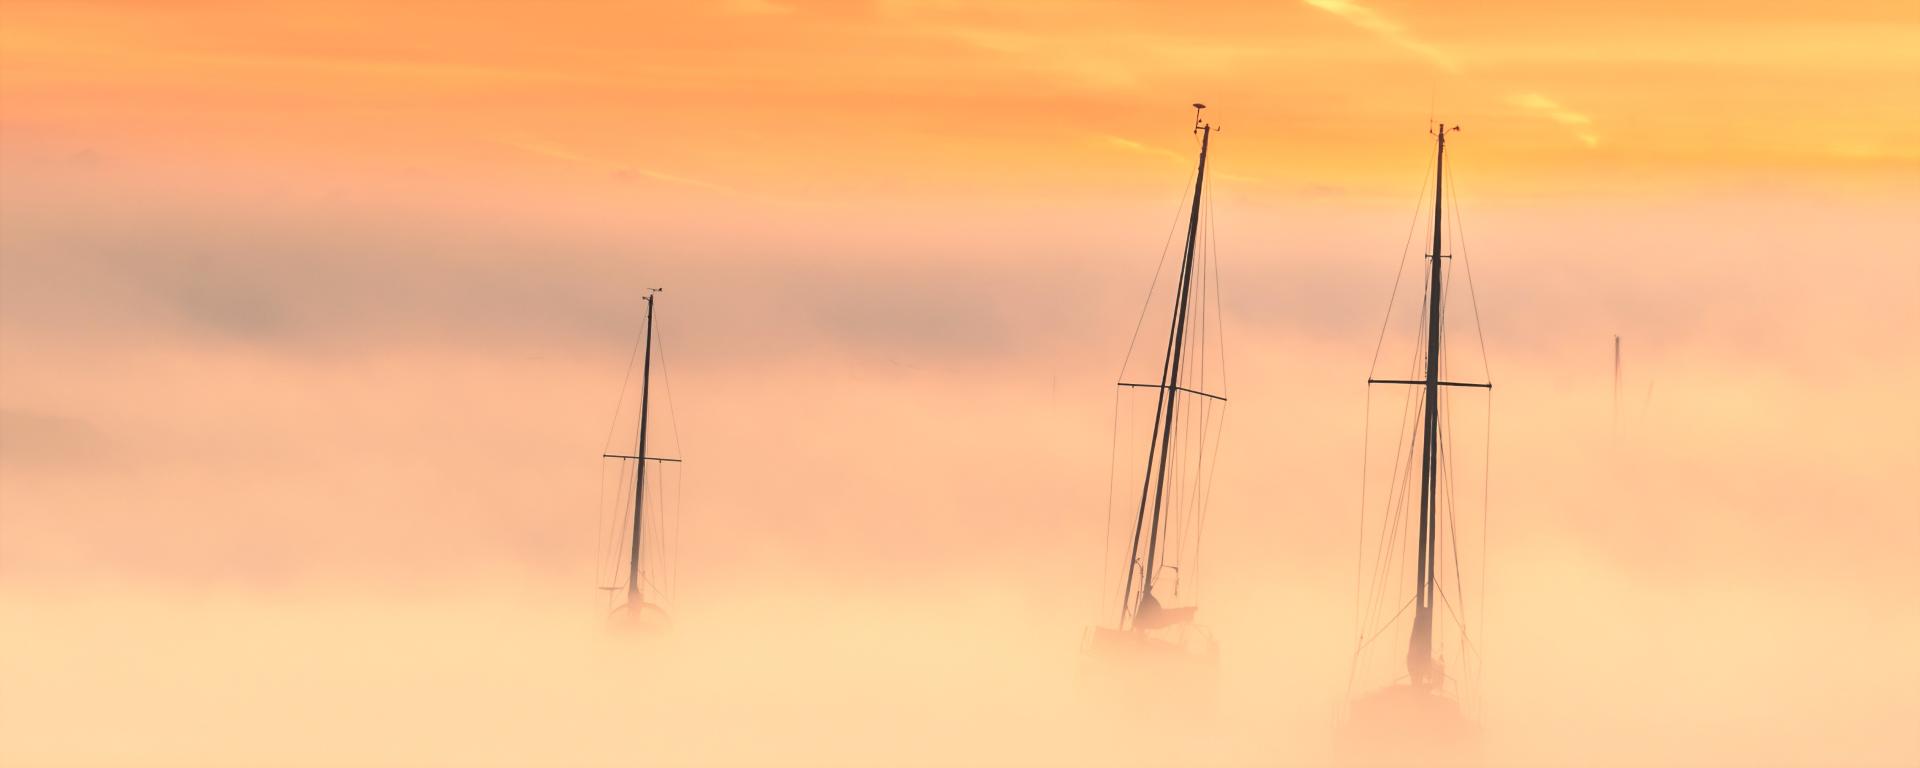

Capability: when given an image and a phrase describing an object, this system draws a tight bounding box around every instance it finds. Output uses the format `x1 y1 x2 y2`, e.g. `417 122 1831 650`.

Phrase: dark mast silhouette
1344 124 1489 768
1364 124 1491 687
601 289 680 630
1079 105 1228 715
1116 103 1223 632
1341 125 1492 764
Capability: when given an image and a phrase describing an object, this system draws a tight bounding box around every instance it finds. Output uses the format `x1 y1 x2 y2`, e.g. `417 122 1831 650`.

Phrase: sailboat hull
1337 685 1482 766
1075 626 1219 717
607 600 673 636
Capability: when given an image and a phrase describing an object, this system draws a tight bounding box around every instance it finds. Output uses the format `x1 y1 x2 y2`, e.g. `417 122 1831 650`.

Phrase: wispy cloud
611 166 732 192
1511 93 1600 147
1096 135 1187 163
1302 0 1459 73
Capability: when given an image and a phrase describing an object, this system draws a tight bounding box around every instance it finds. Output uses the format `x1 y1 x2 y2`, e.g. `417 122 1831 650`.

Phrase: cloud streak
1302 0 1459 73
1511 92 1600 147
1096 135 1188 164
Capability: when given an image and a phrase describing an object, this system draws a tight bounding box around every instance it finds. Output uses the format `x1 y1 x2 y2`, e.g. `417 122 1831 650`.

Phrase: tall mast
1409 125 1451 686
626 290 658 604
1120 104 1214 626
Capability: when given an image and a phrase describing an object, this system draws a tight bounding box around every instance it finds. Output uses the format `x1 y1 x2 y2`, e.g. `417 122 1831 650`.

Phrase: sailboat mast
1409 125 1449 686
1120 105 1213 625
627 291 658 603
1142 112 1213 601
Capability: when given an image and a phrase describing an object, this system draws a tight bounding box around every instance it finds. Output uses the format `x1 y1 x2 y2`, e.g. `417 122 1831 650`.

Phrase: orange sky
2 2 1917 766
4 0 1916 202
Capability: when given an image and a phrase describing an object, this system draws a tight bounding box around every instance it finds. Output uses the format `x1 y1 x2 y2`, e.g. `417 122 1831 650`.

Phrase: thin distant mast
601 289 683 607
626 291 657 603
1119 104 1217 627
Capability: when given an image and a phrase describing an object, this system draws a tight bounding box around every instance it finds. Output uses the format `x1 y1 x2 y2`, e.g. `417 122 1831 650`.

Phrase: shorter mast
626 290 659 605
596 287 685 621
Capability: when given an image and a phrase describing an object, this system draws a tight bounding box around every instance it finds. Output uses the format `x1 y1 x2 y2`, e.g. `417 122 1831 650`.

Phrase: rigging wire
1366 150 1437 378
1117 170 1204 381
1353 388 1373 645
593 311 651 603
1357 138 1497 691
1099 388 1123 614
1110 165 1204 622
1443 216 1466 683
1175 192 1205 583
654 311 686 463
1364 280 1429 635
1361 286 1427 643
1363 403 1420 645
653 312 686 607
1193 403 1226 603
602 320 649 453
1194 179 1229 604
1207 160 1229 394
1179 160 1228 605
622 307 654 596
1163 135 1211 596
1347 594 1418 697
1440 390 1468 691
1478 391 1493 715
1105 126 1231 622
593 463 612 592
647 459 665 597
674 464 685 604
1448 152 1494 384
606 465 633 592
1372 429 1420 646
1446 153 1496 715
1440 256 1468 646
1433 583 1479 666
601 456 629 588
1368 149 1440 643
600 463 624 587
1426 174 1473 701
1173 181 1212 596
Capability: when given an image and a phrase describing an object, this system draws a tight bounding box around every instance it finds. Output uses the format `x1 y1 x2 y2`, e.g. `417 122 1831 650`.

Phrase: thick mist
4 171 1915 765
4 5 1918 757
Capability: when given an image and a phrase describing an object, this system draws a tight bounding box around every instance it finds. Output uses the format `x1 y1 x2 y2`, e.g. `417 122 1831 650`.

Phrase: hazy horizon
3 1 1916 766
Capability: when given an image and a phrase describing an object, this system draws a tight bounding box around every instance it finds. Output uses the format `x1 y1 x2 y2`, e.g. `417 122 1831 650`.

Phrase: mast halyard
1408 124 1455 688
626 290 659 606
597 287 683 628
1119 104 1216 629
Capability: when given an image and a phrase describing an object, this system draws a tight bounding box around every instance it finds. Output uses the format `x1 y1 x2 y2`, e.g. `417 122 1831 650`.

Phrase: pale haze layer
2 2 1916 766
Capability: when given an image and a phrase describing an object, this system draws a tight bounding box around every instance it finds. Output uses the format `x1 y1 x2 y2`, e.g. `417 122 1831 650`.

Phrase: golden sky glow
2 3 1916 766
4 0 1916 204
